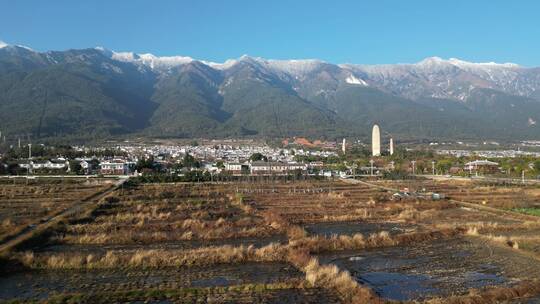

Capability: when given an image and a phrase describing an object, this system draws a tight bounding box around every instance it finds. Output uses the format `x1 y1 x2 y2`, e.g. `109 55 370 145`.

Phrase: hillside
1 42 539 142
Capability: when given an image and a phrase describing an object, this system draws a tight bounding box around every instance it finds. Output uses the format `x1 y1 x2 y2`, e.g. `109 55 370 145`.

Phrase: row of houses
18 159 70 171
15 158 135 175
225 161 322 175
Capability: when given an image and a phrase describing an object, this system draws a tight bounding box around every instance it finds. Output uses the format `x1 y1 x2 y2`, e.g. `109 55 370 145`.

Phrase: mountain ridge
0 41 539 142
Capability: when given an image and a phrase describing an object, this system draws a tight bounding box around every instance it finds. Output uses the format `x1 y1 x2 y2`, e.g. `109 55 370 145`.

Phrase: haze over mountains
1 41 539 142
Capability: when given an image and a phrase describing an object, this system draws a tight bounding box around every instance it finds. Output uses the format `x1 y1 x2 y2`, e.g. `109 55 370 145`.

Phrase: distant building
464 160 500 174
308 161 324 169
48 159 69 170
372 124 381 156
389 138 394 155
18 159 69 172
250 161 306 175
100 159 130 175
70 159 93 174
224 162 244 175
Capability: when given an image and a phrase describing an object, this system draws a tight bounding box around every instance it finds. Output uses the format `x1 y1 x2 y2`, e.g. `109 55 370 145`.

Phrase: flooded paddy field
317 237 540 301
4 179 540 303
304 221 418 237
0 262 300 301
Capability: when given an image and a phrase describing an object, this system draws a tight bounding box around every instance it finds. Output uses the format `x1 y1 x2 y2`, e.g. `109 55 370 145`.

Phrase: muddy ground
318 237 540 301
0 262 301 300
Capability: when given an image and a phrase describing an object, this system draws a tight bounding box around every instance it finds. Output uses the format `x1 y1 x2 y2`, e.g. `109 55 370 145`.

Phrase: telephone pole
27 143 32 177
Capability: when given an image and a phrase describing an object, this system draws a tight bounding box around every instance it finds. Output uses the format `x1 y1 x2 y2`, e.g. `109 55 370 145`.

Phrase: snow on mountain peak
99 48 193 70
137 53 194 69
204 59 238 70
0 40 34 51
94 46 113 57
264 59 324 75
418 56 446 65
414 56 520 69
447 57 520 69
345 74 368 86
110 51 140 62
202 56 325 76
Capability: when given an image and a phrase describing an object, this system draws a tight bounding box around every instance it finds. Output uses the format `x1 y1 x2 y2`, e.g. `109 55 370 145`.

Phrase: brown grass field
0 179 111 243
1 178 540 303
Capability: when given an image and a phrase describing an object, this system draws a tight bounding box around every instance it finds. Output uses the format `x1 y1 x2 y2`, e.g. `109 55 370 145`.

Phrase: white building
100 160 130 175
250 161 306 175
19 159 69 171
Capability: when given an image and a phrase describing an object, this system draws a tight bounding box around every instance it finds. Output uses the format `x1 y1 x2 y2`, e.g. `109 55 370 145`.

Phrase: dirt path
0 178 127 254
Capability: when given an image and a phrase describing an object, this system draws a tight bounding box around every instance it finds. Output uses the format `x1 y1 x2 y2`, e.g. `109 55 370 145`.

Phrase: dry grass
286 250 381 304
19 243 289 269
466 229 520 249
321 208 372 222
290 228 464 254
0 180 110 242
59 184 280 245
261 210 307 239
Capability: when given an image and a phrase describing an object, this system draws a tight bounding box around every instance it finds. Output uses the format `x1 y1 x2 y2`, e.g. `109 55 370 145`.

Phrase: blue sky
1 0 539 66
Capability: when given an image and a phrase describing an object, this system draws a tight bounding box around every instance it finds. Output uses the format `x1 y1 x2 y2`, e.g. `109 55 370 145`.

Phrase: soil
0 262 301 301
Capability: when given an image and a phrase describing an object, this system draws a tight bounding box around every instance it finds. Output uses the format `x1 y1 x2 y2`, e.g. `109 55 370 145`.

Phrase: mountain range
1 40 539 142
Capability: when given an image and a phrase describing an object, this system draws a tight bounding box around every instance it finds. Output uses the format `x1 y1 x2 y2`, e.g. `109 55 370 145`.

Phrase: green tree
436 159 453 174
136 156 155 171
0 163 7 175
182 153 200 168
69 160 83 175
216 160 225 169
249 153 268 162
534 160 540 174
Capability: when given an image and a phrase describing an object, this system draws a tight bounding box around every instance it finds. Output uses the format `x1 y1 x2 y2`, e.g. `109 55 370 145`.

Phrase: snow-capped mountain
94 47 540 102
341 57 537 101
95 47 194 71
1 41 540 140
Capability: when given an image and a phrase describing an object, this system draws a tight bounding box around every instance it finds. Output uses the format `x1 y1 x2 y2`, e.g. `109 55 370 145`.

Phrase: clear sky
1 0 539 66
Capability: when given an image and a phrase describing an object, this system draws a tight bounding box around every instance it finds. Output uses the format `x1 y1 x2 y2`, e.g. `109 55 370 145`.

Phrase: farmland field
2 178 540 303
0 178 113 244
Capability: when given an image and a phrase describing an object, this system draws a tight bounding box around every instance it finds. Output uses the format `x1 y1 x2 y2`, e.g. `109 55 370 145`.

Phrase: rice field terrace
2 178 540 303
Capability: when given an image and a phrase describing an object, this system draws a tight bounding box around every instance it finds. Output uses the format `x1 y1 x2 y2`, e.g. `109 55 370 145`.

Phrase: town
1 134 540 182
